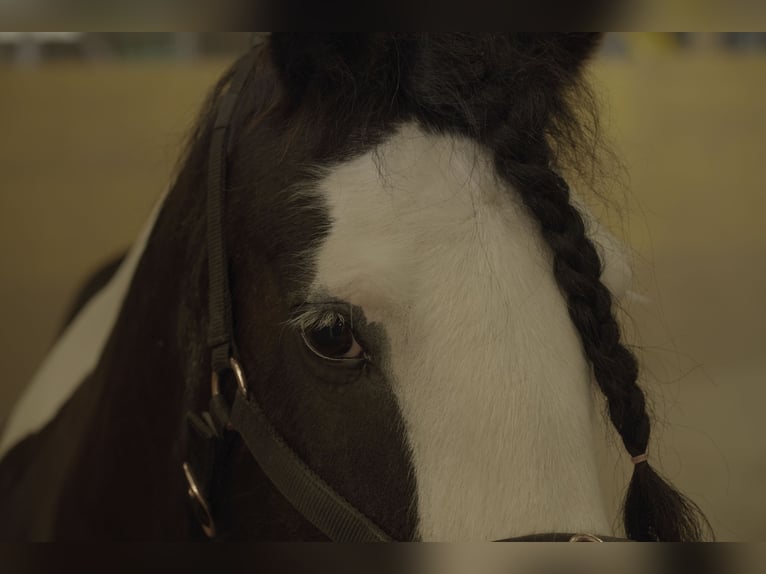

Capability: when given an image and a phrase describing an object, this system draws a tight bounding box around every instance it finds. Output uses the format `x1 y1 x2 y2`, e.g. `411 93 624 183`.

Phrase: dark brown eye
302 317 365 361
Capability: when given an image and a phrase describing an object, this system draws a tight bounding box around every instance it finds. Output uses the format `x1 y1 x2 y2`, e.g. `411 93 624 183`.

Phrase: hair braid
491 132 710 541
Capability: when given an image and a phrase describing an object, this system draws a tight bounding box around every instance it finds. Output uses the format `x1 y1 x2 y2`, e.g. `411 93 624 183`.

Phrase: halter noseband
181 47 627 543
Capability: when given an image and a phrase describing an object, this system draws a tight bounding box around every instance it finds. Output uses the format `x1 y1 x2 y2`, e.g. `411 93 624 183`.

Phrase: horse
0 33 711 541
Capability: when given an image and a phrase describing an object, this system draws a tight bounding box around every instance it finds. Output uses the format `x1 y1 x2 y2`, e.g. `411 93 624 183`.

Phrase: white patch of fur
0 191 167 460
311 124 630 540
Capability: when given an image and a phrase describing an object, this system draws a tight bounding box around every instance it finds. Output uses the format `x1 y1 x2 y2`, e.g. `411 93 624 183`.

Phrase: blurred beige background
0 34 763 541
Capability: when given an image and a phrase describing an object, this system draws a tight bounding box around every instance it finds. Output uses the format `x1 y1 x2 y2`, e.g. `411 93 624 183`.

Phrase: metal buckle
568 533 604 542
182 462 216 538
211 356 249 397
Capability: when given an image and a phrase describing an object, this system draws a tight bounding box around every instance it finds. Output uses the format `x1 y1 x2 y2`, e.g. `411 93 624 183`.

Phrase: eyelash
288 303 352 331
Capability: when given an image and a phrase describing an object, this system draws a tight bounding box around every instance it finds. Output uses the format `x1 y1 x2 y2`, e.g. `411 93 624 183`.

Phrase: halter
182 47 628 543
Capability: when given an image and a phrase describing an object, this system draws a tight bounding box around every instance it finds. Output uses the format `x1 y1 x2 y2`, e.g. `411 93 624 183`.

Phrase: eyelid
289 301 353 330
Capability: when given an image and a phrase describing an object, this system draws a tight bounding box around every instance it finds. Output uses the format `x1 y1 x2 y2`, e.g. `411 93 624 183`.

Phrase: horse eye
302 317 365 361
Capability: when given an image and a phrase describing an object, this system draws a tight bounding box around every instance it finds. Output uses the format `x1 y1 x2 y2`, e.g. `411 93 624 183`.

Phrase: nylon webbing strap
229 391 392 542
207 50 259 374
204 47 391 542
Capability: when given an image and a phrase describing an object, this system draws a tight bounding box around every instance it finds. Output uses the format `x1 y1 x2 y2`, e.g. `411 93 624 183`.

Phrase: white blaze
311 124 625 540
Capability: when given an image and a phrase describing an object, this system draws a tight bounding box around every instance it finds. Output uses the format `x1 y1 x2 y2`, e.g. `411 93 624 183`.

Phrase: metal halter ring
211 356 249 397
182 462 216 538
568 533 604 542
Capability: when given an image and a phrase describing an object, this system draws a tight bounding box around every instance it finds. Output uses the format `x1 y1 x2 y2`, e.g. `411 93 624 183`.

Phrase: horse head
0 33 710 542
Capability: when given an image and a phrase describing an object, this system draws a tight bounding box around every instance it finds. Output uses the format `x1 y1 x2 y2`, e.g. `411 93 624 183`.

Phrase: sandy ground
0 52 763 540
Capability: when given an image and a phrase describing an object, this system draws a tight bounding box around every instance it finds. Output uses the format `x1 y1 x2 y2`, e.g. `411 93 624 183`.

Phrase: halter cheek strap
228 370 391 541
183 47 391 542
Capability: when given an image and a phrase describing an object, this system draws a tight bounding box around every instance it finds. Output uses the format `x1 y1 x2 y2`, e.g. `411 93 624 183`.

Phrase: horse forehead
315 126 512 308
311 123 631 308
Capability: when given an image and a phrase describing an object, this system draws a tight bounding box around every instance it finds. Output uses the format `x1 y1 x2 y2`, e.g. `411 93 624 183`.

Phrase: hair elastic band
631 453 648 465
